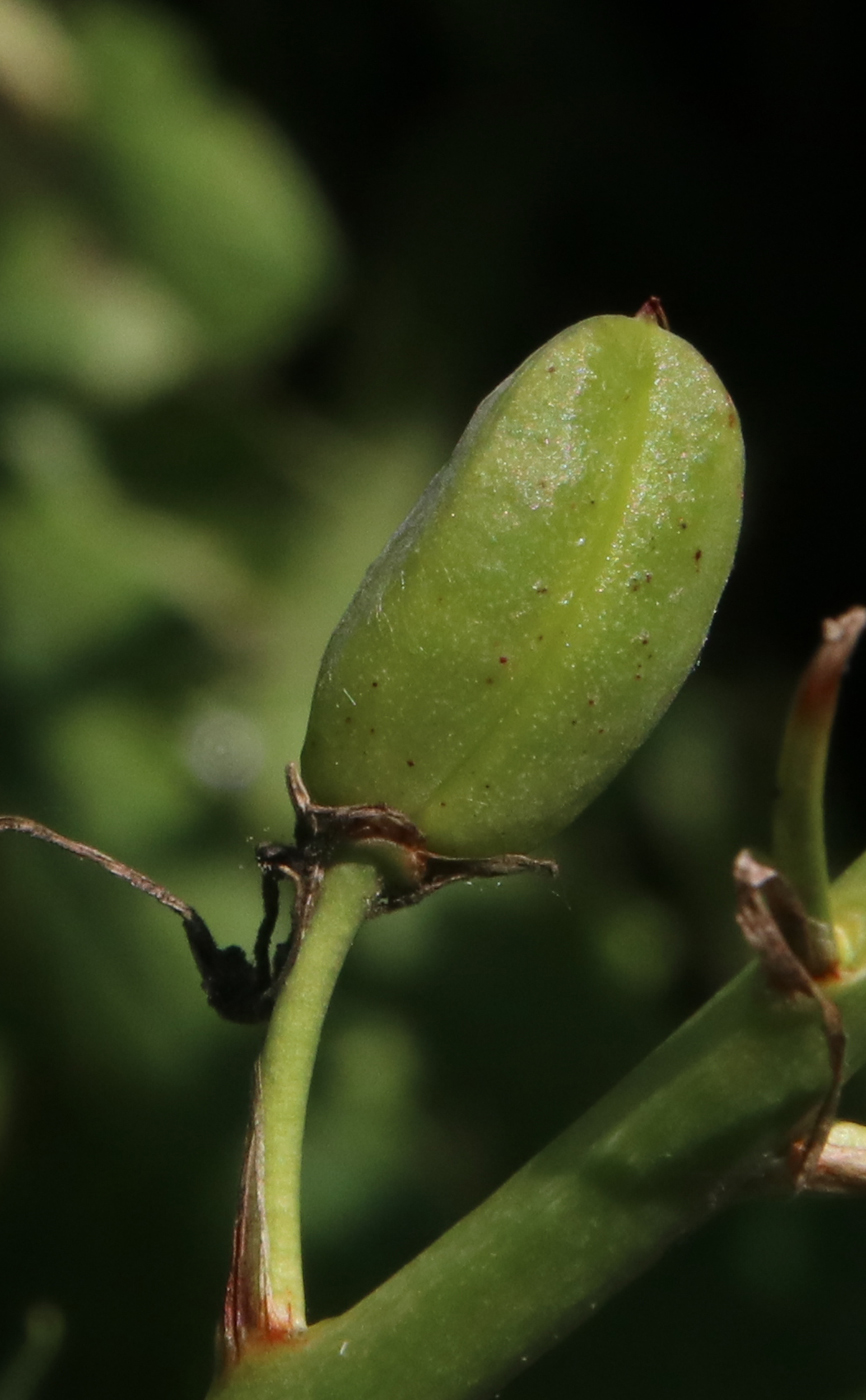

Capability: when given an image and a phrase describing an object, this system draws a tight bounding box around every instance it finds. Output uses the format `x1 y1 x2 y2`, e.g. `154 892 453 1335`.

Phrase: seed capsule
301 313 744 856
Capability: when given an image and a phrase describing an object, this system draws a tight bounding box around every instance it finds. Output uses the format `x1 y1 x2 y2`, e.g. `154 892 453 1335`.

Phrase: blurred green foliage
0 0 340 396
1 2 865 1398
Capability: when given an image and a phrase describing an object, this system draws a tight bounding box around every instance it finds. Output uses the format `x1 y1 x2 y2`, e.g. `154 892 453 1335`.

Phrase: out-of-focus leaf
302 1011 425 1243
0 400 255 677
0 204 202 402
0 0 81 119
0 0 342 404
44 696 198 852
73 3 344 358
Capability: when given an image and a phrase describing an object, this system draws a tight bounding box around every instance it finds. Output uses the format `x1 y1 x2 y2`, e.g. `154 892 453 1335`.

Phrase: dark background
1 2 864 1397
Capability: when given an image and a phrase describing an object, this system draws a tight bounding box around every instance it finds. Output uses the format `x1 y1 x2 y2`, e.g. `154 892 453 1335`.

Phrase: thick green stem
255 862 380 1332
210 855 866 1400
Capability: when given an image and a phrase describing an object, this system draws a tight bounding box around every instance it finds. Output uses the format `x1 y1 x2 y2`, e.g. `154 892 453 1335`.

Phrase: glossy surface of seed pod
301 314 744 856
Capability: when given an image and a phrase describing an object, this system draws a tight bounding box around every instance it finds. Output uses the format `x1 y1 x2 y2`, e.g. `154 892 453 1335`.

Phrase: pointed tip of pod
301 313 744 856
634 296 670 329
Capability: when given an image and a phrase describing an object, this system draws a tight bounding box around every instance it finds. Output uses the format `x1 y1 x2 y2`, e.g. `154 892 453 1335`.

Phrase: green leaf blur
2 2 866 1399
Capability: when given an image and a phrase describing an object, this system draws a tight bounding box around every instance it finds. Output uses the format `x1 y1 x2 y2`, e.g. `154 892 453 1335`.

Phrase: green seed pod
301 313 744 857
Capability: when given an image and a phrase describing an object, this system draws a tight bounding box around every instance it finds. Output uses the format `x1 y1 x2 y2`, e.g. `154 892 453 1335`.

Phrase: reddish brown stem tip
796 606 866 724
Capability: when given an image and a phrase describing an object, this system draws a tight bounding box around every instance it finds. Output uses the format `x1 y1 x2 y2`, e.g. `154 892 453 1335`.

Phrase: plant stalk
223 861 380 1356
210 852 866 1400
